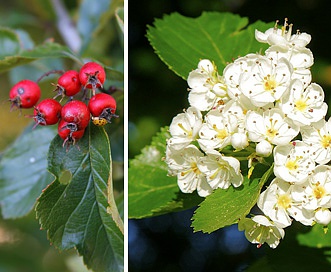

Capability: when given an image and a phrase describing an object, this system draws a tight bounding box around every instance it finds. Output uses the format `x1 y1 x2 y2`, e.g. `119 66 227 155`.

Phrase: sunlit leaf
192 164 273 233
147 12 273 80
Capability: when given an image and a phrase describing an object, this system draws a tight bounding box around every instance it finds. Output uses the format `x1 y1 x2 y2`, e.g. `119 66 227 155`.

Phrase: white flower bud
256 140 273 157
231 132 249 150
315 209 331 225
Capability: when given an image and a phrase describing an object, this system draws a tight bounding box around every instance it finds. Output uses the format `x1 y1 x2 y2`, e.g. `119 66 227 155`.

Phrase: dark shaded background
129 0 331 271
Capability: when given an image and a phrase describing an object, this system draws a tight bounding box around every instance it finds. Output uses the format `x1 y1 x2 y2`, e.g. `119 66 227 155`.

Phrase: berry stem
36 70 65 83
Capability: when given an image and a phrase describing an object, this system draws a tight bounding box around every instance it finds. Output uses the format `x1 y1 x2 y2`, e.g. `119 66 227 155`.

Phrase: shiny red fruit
54 70 82 99
33 99 62 127
9 79 41 110
88 93 117 124
79 62 106 89
61 100 90 130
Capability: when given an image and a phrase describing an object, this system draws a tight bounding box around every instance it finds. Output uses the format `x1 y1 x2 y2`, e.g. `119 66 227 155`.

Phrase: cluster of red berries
9 62 117 147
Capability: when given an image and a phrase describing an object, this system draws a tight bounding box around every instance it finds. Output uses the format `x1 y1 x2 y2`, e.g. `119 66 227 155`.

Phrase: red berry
61 100 90 130
54 70 82 100
9 79 41 110
58 119 85 147
79 62 106 90
32 99 62 127
88 93 117 124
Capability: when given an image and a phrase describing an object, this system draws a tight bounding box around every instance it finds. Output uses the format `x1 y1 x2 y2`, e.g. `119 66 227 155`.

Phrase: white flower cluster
165 19 331 249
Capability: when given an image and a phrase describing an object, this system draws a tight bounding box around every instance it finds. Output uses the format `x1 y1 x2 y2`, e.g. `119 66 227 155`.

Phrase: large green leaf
147 12 273 79
128 127 202 219
0 125 56 219
192 164 273 233
36 124 123 272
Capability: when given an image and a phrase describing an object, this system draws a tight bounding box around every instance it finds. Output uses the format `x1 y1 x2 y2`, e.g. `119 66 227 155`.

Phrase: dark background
128 0 331 271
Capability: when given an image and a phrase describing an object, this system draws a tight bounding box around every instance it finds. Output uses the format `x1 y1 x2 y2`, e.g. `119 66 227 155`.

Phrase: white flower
165 144 212 197
223 54 260 108
266 46 313 88
198 149 243 189
279 80 327 126
238 215 285 249
187 59 228 111
255 18 311 48
239 55 292 107
299 165 331 210
301 118 331 164
273 141 315 183
258 178 294 228
197 107 239 151
167 107 202 151
245 108 299 146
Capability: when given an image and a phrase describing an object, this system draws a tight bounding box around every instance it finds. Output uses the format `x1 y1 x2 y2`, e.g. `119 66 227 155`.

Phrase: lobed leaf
147 12 273 80
36 124 123 272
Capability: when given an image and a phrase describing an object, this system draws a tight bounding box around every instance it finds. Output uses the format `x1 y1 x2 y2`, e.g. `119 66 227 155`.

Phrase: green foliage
0 125 55 218
0 27 81 73
192 164 273 233
131 11 331 271
147 12 273 80
36 125 123 272
129 127 203 219
0 1 124 271
129 11 274 225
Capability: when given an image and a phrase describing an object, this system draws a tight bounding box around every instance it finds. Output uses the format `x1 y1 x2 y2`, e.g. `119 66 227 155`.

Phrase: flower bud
315 209 331 225
231 132 249 150
256 140 272 157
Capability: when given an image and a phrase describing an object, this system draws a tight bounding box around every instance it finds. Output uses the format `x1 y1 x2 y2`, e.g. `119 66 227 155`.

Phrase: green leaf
129 127 202 219
192 164 273 233
36 124 123 272
0 36 82 73
147 12 273 80
297 223 331 248
0 27 21 58
77 0 111 52
0 125 56 219
258 223 331 272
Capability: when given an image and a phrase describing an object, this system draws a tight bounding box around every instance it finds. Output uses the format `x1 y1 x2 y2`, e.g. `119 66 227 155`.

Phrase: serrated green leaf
0 125 56 219
192 164 273 233
147 12 273 79
129 127 202 219
36 124 123 272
